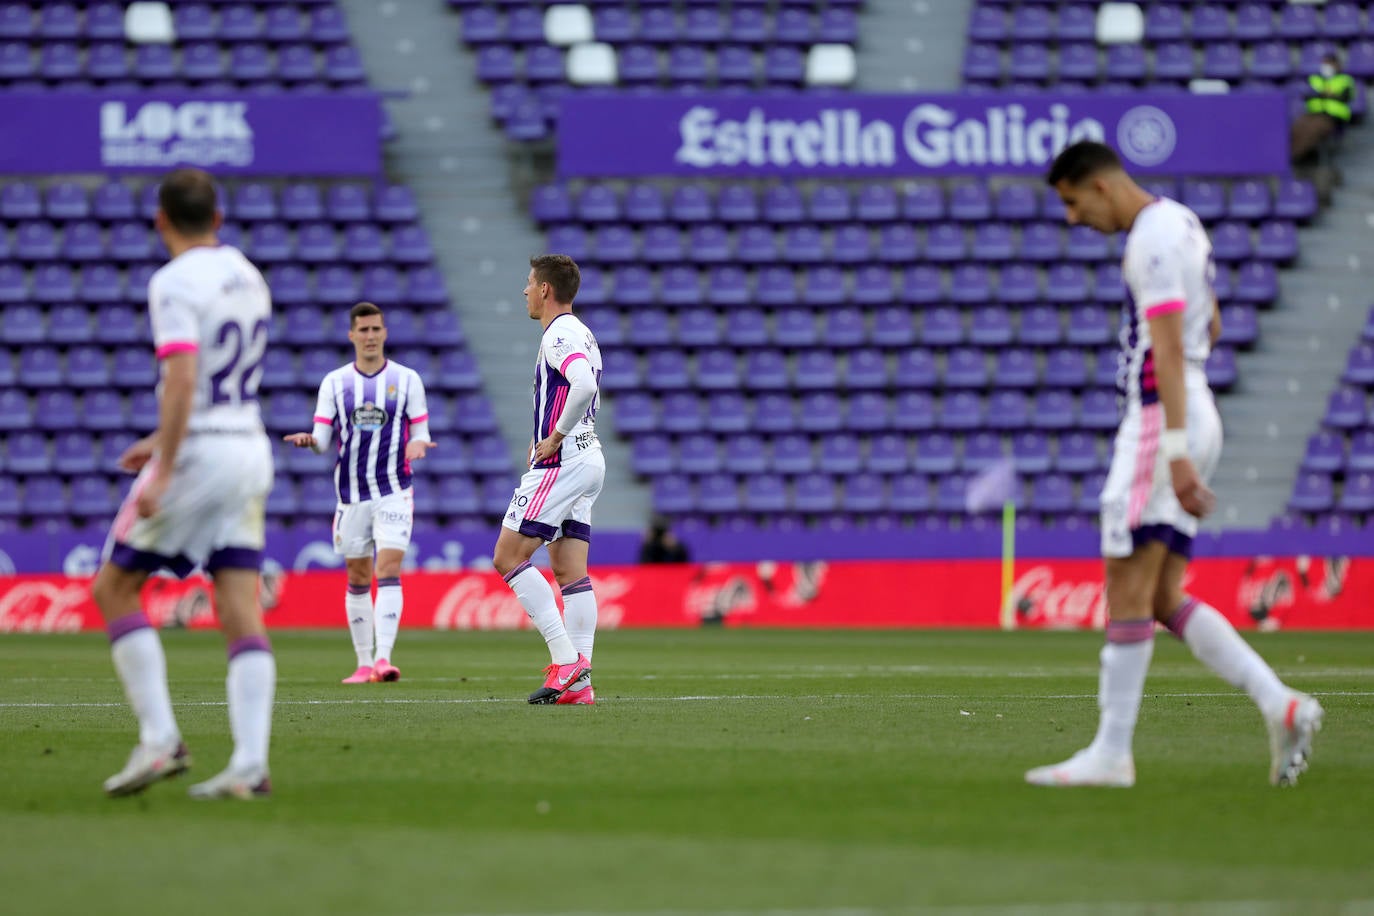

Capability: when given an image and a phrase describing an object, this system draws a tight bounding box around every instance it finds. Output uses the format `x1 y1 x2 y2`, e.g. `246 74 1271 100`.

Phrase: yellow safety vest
1307 73 1354 122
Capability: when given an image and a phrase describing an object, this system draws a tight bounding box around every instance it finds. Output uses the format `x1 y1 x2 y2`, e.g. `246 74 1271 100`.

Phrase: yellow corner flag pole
1000 499 1016 630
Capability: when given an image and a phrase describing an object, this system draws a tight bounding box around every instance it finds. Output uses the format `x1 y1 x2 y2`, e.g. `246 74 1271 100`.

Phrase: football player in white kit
283 302 435 684
94 169 276 800
1025 142 1323 788
492 255 604 705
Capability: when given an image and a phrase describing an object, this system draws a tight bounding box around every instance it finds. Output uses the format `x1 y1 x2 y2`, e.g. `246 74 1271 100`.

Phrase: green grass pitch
2 629 1372 916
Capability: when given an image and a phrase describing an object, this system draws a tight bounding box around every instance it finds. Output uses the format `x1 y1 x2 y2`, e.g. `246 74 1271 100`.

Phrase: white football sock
1090 620 1155 758
374 577 403 662
345 584 374 667
1167 597 1289 719
108 613 179 747
560 576 597 662
504 562 577 664
226 637 275 773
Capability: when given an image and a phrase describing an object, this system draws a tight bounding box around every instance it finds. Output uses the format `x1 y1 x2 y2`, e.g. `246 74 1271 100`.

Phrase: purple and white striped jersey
531 313 602 469
312 360 429 504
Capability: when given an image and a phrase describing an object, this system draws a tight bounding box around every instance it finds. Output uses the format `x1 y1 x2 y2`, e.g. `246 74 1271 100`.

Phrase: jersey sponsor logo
351 401 389 431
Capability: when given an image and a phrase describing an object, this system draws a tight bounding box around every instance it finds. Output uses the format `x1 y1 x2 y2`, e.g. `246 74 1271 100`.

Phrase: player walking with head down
95 168 276 800
493 255 604 705
1024 142 1323 788
283 302 435 683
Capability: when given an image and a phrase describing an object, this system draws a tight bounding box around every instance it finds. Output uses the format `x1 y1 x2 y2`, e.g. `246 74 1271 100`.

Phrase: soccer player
95 168 276 800
1024 142 1323 788
283 302 435 684
492 255 603 705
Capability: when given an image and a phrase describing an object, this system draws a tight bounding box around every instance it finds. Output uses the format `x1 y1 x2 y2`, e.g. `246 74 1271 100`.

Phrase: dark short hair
1045 141 1123 187
529 254 581 305
157 168 218 235
349 301 383 329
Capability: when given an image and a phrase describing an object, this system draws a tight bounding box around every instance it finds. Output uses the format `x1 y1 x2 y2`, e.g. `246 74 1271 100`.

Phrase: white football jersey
1118 197 1215 407
312 359 429 504
148 244 271 433
531 313 602 469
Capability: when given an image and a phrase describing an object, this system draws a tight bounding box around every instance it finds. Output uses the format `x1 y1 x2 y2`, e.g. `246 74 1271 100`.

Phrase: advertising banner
1 555 1366 634
557 92 1290 178
0 92 382 175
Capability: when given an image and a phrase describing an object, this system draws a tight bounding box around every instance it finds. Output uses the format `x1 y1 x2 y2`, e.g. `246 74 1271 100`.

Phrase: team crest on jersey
387 385 397 398
351 401 389 431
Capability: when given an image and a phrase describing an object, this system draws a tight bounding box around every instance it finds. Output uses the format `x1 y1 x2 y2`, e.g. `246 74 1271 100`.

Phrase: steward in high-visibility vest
1307 68 1354 123
1292 54 1356 163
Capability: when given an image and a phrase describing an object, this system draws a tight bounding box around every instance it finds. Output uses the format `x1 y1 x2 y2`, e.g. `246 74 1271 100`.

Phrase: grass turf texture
1 629 1372 916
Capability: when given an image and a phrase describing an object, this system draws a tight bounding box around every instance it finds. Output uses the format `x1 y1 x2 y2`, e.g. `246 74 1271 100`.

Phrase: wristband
1161 428 1189 462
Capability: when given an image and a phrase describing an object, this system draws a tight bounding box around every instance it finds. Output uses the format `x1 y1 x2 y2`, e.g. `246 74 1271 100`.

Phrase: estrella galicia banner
0 92 382 175
556 92 1290 178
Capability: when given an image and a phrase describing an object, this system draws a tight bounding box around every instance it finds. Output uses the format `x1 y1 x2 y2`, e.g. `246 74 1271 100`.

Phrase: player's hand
136 473 168 519
1170 457 1216 519
117 436 156 473
533 433 564 463
283 432 317 449
405 440 436 461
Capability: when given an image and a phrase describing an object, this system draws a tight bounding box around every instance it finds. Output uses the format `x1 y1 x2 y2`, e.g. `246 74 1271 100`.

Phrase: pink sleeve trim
1144 299 1186 319
408 413 429 426
560 352 588 375
313 415 332 425
155 341 198 359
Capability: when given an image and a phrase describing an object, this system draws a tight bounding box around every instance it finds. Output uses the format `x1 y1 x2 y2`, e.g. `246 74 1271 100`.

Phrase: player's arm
284 378 336 453
533 353 597 462
1209 298 1222 346
136 349 195 518
404 373 435 461
1147 306 1214 519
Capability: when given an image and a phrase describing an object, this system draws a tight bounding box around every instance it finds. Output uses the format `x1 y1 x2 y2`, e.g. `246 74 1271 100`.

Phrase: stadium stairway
856 0 973 91
1211 123 1374 529
334 0 648 528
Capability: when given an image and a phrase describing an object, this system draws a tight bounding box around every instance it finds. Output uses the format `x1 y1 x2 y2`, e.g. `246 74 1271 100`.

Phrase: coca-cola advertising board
0 556 1367 634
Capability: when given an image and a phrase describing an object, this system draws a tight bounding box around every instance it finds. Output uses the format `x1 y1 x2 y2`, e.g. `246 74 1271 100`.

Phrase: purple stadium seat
841 349 886 390
683 7 725 44
1255 221 1298 262
1064 225 1108 262
1321 4 1361 40
950 264 992 304
862 434 904 475
1105 44 1146 82
44 181 88 221
774 310 818 348
694 349 738 390
820 308 865 349
698 474 740 514
702 392 748 435
924 223 967 262
802 266 846 308
1079 390 1121 431
182 43 224 81
1301 431 1347 474
1218 305 1259 348
5 431 50 475
673 434 718 476
1234 261 1278 303
1289 474 1334 513
701 265 747 307
753 393 796 434
1055 432 1101 474
1017 306 1062 347
1065 306 1112 347
1339 474 1374 513
846 392 890 432
848 266 891 306
743 349 789 391
793 473 838 514
783 225 825 264
1018 222 1061 262
281 183 324 222
111 349 157 389
639 7 678 44
756 266 798 307
940 391 984 431
1234 3 1273 42
1012 431 1052 475
0 40 32 80
962 43 1000 82
808 184 851 223
1349 430 1374 473
48 304 92 344
1091 347 1121 389
265 6 306 43
949 183 992 222
1203 43 1245 81
67 345 113 388
794 351 838 390
1009 43 1050 82
987 390 1030 431
963 432 1004 472
763 45 804 84
1152 42 1195 83
771 433 814 474
33 387 78 431
1 303 43 344
918 308 963 348
1190 5 1231 42
1029 474 1074 516
1274 179 1318 222
63 221 105 262
971 223 1014 262
228 43 272 82
127 389 159 431
912 432 955 475
992 346 1036 387
1248 42 1291 81
1211 222 1253 262
1046 264 1089 302
21 476 66 516
34 264 75 301
667 184 712 224
1032 390 1076 432
1344 343 1374 387
890 390 934 433
16 222 57 261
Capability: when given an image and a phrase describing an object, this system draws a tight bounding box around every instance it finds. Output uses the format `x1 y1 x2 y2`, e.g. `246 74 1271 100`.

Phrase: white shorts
502 451 605 543
1100 385 1223 559
333 488 414 558
105 430 273 578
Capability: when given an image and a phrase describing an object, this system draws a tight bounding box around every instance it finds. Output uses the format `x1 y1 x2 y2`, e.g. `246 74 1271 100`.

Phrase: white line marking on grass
5 691 1373 709
436 901 1374 916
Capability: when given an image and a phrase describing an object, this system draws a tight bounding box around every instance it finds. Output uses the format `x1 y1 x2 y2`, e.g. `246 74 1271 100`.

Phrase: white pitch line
435 901 1374 916
3 691 1373 709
